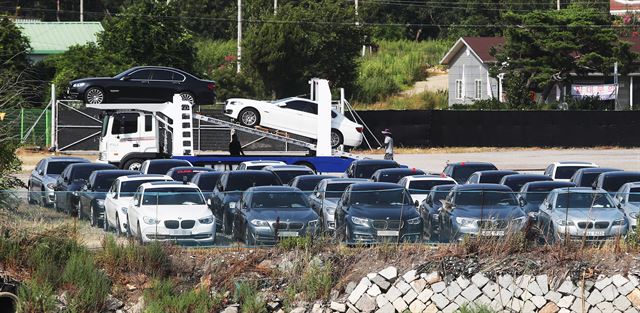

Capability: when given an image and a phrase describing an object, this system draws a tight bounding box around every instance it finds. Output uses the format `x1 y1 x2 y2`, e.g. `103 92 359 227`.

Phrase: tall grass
235 281 267 313
62 250 111 313
354 40 452 104
144 279 224 313
97 235 171 277
354 89 448 110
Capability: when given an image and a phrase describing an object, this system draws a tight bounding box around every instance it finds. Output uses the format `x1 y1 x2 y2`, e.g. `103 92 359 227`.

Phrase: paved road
364 148 640 173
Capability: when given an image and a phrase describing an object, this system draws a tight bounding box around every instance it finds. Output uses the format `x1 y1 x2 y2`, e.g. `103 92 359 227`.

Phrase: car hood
70 77 114 85
410 194 427 205
138 204 212 220
323 198 339 208
522 202 543 214
349 205 419 220
222 192 242 204
248 208 318 222
86 192 107 200
45 174 60 179
453 205 525 220
553 207 625 221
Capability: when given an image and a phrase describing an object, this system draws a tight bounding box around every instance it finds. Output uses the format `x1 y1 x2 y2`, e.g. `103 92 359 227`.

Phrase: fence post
46 109 51 146
20 108 24 142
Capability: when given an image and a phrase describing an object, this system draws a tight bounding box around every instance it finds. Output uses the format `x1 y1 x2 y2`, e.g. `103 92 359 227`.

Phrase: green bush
98 235 170 277
235 281 267 313
18 279 57 313
458 303 497 313
62 250 111 313
144 279 224 313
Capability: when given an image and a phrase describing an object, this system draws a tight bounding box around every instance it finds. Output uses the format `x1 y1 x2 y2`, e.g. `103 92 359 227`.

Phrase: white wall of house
447 46 499 106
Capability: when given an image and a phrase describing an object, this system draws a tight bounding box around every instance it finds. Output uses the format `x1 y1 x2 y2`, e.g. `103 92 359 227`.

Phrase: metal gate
53 99 103 151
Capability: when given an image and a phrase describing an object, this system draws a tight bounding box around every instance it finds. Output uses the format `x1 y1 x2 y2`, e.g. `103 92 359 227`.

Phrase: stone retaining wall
330 267 640 313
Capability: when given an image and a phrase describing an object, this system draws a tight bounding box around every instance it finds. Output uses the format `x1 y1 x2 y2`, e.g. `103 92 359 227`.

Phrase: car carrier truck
89 79 362 173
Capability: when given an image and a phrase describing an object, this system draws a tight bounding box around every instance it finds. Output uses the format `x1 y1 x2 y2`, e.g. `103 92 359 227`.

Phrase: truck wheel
123 158 144 171
238 108 260 127
330 129 343 148
103 212 110 232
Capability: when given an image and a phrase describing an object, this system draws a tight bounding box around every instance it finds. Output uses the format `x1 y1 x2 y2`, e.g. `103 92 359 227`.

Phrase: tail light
207 82 217 90
356 127 363 133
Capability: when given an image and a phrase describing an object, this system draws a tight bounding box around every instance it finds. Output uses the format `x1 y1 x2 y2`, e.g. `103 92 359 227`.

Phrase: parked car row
27 156 640 246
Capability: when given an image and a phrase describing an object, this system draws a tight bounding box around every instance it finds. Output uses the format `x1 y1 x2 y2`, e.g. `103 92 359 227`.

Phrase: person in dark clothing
229 133 245 156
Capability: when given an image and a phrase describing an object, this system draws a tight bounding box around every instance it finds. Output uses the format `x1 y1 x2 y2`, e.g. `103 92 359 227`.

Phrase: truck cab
99 112 159 169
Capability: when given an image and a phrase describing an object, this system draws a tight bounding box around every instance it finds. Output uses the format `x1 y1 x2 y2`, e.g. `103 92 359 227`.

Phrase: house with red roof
610 0 640 15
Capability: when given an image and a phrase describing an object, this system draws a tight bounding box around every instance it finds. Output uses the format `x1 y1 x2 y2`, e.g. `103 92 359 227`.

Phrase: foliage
354 40 450 103
62 250 111 313
450 98 509 110
235 281 267 313
98 235 171 277
354 90 448 110
98 0 197 72
278 235 314 251
0 17 31 74
458 303 497 313
144 279 224 313
492 6 636 104
503 70 534 109
245 0 364 98
17 279 57 313
566 96 614 110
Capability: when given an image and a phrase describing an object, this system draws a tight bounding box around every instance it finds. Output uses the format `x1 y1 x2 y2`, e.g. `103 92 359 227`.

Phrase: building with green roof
15 21 104 63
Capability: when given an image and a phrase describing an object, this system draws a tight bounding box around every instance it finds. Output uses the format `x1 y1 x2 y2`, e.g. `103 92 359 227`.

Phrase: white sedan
127 182 216 245
397 175 457 205
224 97 364 148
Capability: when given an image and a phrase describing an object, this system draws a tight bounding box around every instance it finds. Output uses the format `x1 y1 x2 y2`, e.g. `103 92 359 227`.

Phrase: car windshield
628 188 640 203
350 189 412 206
251 191 308 209
455 190 518 206
194 174 221 192
523 187 561 203
408 180 452 195
479 173 510 184
148 162 190 174
354 164 396 178
227 174 280 191
452 165 495 182
295 178 325 191
272 170 313 185
71 166 108 181
577 172 601 187
556 166 590 179
325 183 353 199
378 172 412 183
431 189 453 205
121 179 167 196
46 161 78 175
142 188 205 205
555 192 614 209
602 175 640 192
93 174 128 191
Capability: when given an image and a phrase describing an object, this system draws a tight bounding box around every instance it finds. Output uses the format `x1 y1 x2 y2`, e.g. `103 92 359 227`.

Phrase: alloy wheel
86 88 104 104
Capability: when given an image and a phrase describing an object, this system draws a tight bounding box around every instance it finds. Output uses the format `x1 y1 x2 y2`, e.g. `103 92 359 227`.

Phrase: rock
443 282 462 301
453 295 467 306
223 307 239 313
545 290 562 304
590 307 603 313
367 285 381 297
367 273 377 280
130 296 144 313
417 288 433 303
456 276 471 289
126 284 137 291
540 302 560 313
532 295 547 308
375 294 389 308
374 303 394 313
537 275 549 294
279 260 294 272
461 284 482 302
627 288 640 309
629 275 640 288
330 302 346 313
442 302 459 313
498 288 513 305
403 289 418 304
570 298 590 313
557 279 575 295
312 303 323 313
424 272 441 284
613 275 631 288
355 294 376 312
471 273 489 289
345 282 358 295
597 301 615 312
424 303 438 313
522 300 537 313
371 275 391 291
403 270 418 283
431 281 446 293
620 282 637 296
528 281 543 296
348 278 372 304
268 302 281 310
392 297 408 312
384 286 402 303
475 295 492 306
498 274 514 289
602 284 620 301
410 279 426 293
408 300 426 313
614 295 632 311
595 277 613 291
558 309 571 313
557 295 575 309
105 295 124 311
378 267 398 281
346 302 358 313
510 298 524 311
490 298 504 311
431 293 449 309
395 280 412 294
516 275 532 289
587 289 605 306
290 307 306 313
482 282 500 299
521 290 533 302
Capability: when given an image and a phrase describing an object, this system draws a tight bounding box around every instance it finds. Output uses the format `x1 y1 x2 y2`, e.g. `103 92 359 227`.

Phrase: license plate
481 230 505 236
278 231 299 237
377 230 400 237
174 229 192 236
586 231 605 236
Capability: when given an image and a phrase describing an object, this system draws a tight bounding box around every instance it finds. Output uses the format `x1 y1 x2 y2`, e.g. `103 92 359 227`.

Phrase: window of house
474 80 483 99
455 80 463 99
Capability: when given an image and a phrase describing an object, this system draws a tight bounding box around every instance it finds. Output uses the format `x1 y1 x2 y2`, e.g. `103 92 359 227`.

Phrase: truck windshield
101 115 109 137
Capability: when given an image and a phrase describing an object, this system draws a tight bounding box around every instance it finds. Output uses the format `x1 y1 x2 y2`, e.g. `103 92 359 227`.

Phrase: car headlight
228 202 236 209
120 207 128 214
556 219 574 226
46 183 56 190
199 215 214 224
513 216 527 225
630 212 638 219
350 216 369 227
72 82 86 88
612 219 626 226
250 219 269 227
142 216 160 225
96 199 105 207
308 219 319 228
407 217 421 225
455 217 477 227
325 206 336 215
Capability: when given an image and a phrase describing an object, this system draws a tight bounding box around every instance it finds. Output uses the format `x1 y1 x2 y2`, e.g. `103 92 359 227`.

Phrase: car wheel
77 200 83 219
103 212 110 232
245 226 256 246
330 129 343 148
180 92 195 105
123 158 144 171
114 214 122 236
90 205 97 227
335 223 346 242
137 222 144 245
222 213 232 235
85 87 105 104
125 216 132 238
238 108 260 127
27 185 36 204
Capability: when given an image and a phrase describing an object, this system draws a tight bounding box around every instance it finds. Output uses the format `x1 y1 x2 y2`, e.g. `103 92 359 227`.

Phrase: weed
62 250 111 313
299 261 333 300
144 279 224 313
625 230 640 250
17 279 57 313
97 235 170 277
278 235 313 251
356 90 448 110
235 281 267 313
458 303 497 313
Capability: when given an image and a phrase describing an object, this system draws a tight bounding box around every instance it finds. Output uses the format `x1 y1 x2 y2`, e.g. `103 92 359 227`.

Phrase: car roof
431 184 457 191
374 168 423 175
247 186 300 192
552 187 608 194
600 171 640 178
448 161 495 167
522 181 575 189
46 156 89 162
475 170 518 176
142 181 198 188
353 159 398 165
575 167 620 174
323 178 369 184
127 66 194 77
69 163 115 169
502 174 550 180
350 182 404 191
263 165 313 171
119 174 171 181
555 161 598 165
240 160 286 165
403 175 452 181
146 159 191 164
293 175 333 180
455 184 513 191
228 170 275 176
92 169 139 176
167 166 213 172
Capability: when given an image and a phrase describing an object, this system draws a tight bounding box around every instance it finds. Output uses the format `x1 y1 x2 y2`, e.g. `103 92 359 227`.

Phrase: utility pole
274 0 277 14
80 0 84 22
237 0 242 73
557 0 560 10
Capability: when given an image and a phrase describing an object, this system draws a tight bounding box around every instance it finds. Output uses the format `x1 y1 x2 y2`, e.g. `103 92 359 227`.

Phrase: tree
491 6 636 104
245 0 364 97
98 0 197 72
0 17 31 74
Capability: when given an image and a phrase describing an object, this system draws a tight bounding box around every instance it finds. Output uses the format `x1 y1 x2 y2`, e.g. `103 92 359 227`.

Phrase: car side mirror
414 200 419 207
277 103 286 107
547 203 553 210
38 169 44 175
207 198 212 206
121 75 131 81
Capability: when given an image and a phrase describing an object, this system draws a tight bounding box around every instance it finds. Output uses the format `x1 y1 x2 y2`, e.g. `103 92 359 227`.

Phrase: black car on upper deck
517 181 575 215
66 66 216 106
465 170 518 184
78 169 139 227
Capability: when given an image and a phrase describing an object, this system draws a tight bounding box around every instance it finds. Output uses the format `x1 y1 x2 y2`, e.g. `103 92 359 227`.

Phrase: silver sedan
28 156 89 206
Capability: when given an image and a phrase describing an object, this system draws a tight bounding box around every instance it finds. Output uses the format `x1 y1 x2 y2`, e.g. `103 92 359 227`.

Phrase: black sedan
517 181 575 215
233 186 320 245
499 174 553 192
594 171 640 194
210 170 282 234
418 184 456 241
78 169 139 227
335 182 422 244
570 167 621 187
344 159 400 179
54 163 117 214
370 168 426 183
66 66 217 106
465 170 518 184
289 175 335 193
191 171 223 195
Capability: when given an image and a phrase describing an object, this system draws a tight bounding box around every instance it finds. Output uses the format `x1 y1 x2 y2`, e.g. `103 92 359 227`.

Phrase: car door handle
133 143 139 147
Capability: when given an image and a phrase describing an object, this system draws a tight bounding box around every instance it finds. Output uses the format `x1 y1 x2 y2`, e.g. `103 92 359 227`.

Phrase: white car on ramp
224 97 364 148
